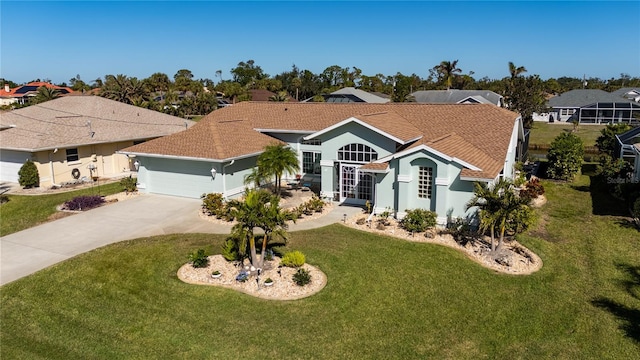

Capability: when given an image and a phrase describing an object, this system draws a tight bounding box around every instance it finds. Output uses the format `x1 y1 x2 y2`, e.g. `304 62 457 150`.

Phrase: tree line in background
2 60 638 128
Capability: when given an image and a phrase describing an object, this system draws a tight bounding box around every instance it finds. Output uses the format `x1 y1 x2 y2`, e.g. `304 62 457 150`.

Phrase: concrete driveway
0 194 362 285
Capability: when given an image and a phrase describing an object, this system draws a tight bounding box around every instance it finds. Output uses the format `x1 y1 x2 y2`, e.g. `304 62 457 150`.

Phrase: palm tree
436 60 462 90
508 62 527 79
494 188 529 251
466 178 512 252
244 166 271 188
268 91 289 102
257 193 294 269
228 189 272 267
32 86 60 104
257 143 300 196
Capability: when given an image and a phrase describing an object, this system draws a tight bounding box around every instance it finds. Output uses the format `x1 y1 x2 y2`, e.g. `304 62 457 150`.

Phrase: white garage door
0 150 31 183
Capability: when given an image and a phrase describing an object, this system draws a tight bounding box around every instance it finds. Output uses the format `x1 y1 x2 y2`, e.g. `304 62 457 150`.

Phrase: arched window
337 143 378 163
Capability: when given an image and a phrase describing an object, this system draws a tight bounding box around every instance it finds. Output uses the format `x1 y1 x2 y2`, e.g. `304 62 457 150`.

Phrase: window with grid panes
418 166 433 198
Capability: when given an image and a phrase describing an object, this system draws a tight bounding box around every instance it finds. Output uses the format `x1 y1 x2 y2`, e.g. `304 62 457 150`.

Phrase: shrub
399 208 437 233
292 268 311 286
265 277 273 284
546 132 584 181
120 176 137 193
18 160 39 188
201 193 227 218
63 195 105 211
221 238 240 261
307 195 325 213
188 249 209 268
281 250 305 268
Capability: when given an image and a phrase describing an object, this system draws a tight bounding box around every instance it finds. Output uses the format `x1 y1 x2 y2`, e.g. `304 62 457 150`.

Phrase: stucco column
434 177 449 226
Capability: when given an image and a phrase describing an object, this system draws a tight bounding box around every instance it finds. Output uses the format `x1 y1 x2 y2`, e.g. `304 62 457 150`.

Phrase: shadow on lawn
592 263 640 343
588 176 630 217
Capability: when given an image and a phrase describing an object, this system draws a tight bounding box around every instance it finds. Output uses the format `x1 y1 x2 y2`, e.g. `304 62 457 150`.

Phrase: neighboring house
311 87 391 103
411 90 504 107
0 96 194 186
248 89 297 102
611 88 640 103
120 102 524 225
0 82 74 106
616 126 640 182
547 89 640 124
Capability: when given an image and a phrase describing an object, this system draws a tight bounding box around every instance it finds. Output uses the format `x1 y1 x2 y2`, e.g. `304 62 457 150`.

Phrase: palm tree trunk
259 233 268 269
498 225 506 251
249 236 258 268
490 224 496 252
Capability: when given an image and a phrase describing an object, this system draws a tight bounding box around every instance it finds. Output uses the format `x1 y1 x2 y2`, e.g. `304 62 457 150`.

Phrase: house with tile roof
615 126 640 182
120 102 524 224
411 90 504 107
0 96 194 185
547 89 640 124
0 82 74 107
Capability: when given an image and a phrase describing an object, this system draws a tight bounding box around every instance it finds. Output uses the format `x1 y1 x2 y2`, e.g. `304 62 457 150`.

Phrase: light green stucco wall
136 155 257 199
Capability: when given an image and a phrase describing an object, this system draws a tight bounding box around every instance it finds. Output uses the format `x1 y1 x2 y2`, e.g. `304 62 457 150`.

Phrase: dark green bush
281 250 305 268
399 208 437 233
63 195 105 211
188 249 209 268
18 160 39 188
546 132 584 181
120 176 137 193
292 268 311 286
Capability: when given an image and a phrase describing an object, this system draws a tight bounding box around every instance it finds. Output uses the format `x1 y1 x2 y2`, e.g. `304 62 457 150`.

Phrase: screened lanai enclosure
573 102 640 124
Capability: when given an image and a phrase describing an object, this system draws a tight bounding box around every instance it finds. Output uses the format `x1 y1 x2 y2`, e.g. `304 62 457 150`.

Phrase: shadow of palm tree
591 263 640 343
591 298 640 343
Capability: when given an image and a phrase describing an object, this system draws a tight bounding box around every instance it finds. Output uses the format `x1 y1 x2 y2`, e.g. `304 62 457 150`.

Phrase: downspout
49 149 60 187
222 160 235 199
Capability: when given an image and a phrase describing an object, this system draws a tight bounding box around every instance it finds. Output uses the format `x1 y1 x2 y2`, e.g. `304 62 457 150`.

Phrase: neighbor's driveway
0 194 362 285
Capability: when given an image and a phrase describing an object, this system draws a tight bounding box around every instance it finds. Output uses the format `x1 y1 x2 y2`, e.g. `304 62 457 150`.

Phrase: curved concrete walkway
0 194 362 285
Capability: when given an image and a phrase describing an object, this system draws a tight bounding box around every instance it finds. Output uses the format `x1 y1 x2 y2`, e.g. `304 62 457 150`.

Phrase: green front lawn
1 176 639 359
529 122 605 148
0 182 123 237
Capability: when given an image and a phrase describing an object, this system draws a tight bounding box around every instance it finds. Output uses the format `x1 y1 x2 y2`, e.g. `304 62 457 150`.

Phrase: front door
339 164 372 204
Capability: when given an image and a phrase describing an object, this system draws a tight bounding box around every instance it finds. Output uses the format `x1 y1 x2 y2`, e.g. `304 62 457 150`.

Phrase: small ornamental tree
595 123 632 158
18 160 39 188
546 132 584 181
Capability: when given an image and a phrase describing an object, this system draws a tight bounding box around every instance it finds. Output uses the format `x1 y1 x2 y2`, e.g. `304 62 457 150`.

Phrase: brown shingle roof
0 96 194 151
121 102 519 179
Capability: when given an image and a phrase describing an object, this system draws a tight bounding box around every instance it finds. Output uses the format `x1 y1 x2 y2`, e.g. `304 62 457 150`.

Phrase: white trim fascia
376 144 481 171
117 150 263 163
397 174 411 182
359 168 390 174
435 177 449 186
460 176 495 182
303 116 409 144
320 159 334 167
253 128 313 135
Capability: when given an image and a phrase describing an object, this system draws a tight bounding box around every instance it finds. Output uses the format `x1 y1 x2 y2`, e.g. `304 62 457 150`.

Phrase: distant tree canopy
6 60 637 118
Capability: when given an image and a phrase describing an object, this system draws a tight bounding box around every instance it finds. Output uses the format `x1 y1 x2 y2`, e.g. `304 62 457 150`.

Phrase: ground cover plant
0 182 122 236
1 175 639 358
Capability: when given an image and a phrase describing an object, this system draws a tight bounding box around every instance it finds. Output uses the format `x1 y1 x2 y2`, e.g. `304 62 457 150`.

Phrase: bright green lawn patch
2 176 639 359
529 122 605 148
0 182 122 237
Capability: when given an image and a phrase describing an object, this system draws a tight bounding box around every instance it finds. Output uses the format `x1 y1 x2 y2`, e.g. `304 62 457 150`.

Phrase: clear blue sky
1 1 639 85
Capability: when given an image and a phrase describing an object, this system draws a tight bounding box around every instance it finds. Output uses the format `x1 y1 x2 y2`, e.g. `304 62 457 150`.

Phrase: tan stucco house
0 96 194 186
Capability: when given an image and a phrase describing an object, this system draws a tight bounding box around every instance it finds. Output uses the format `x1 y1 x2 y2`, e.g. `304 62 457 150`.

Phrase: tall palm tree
436 60 462 90
494 188 529 251
257 143 300 196
508 62 527 79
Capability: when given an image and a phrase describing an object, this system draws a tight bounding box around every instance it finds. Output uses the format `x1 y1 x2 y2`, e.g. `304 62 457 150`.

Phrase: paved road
0 194 362 285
